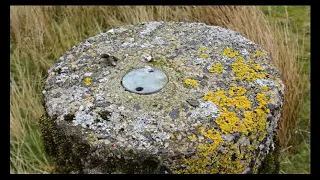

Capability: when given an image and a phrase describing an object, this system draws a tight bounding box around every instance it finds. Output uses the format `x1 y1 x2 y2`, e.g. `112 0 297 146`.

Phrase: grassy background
10 6 310 174
261 6 310 174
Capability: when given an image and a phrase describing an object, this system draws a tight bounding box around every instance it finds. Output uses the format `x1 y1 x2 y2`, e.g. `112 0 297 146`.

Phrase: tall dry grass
10 6 307 173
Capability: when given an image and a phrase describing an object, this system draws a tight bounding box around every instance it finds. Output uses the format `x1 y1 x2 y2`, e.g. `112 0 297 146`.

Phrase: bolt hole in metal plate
122 68 169 94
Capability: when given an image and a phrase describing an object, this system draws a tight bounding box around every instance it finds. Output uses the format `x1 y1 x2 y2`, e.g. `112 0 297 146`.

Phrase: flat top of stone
43 21 284 173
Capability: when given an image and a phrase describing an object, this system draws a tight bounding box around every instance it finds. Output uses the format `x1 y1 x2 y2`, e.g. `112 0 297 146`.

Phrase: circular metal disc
121 68 168 94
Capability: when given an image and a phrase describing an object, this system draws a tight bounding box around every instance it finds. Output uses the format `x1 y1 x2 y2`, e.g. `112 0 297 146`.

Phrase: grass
260 6 310 174
10 6 310 174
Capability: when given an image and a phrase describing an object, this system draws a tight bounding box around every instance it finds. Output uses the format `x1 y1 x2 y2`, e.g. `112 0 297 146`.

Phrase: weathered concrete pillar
40 21 284 174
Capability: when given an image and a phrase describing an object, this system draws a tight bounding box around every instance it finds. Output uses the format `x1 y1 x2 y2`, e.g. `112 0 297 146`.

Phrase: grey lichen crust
42 21 285 174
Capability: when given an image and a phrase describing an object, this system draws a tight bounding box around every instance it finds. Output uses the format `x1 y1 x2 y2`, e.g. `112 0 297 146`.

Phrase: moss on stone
39 114 174 174
38 114 90 174
258 136 280 174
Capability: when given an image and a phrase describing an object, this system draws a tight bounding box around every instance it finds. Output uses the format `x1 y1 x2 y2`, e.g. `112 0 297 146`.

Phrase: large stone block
41 21 284 174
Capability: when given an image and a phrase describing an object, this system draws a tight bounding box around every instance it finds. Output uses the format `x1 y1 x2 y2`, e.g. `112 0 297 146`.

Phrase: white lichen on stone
141 52 152 62
151 37 167 45
140 21 163 37
190 101 219 119
255 78 276 86
107 27 128 34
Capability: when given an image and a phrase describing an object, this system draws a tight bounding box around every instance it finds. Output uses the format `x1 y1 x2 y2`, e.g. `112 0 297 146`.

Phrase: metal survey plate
121 68 169 94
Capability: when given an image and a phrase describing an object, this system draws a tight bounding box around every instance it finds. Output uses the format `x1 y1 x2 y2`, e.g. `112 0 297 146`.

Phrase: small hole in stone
99 110 112 121
136 87 143 91
148 69 154 72
64 114 75 122
57 68 62 74
231 153 237 161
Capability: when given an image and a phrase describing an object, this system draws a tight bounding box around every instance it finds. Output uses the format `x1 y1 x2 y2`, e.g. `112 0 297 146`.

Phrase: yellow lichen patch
237 92 274 141
179 84 274 173
243 109 267 141
208 62 223 73
228 86 247 96
173 127 225 174
188 134 197 140
262 59 267 63
200 53 209 59
259 86 269 91
216 109 247 134
222 47 239 58
203 90 228 107
202 128 223 148
199 126 205 133
255 50 264 57
232 59 266 81
202 87 270 141
184 78 198 87
84 77 92 86
174 126 246 174
256 93 274 114
203 91 215 101
198 46 207 52
219 150 246 174
229 96 252 109
256 93 268 106
253 64 263 71
203 89 251 109
236 55 244 62
220 47 267 82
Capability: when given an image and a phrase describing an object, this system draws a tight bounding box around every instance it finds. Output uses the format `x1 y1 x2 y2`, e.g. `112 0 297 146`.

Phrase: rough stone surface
42 21 284 174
